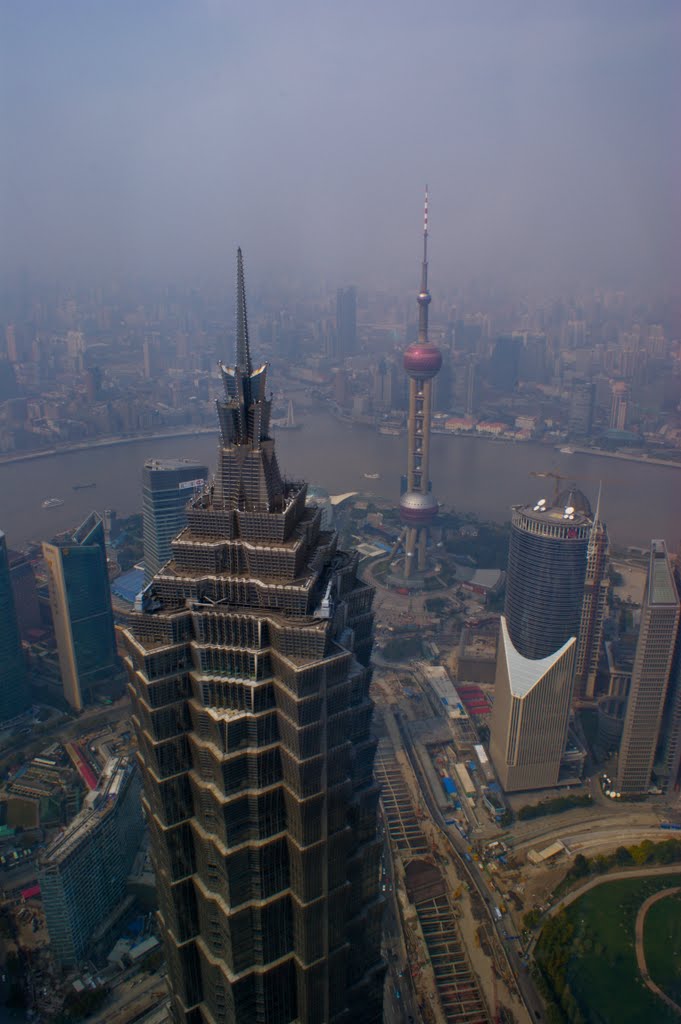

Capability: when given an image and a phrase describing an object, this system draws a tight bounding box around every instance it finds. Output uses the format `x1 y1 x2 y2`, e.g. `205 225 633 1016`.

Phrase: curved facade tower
123 251 384 1024
399 189 442 577
504 488 592 660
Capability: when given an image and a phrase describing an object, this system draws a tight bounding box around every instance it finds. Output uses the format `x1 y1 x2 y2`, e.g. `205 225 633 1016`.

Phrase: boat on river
42 497 64 509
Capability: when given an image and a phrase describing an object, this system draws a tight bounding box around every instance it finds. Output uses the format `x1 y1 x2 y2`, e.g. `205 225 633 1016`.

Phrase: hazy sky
2 1 679 294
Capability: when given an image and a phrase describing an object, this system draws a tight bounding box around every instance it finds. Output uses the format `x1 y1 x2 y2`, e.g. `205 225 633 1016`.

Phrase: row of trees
517 793 592 821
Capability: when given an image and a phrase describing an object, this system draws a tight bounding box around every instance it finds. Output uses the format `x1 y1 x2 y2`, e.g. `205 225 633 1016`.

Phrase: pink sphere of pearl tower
403 343 442 379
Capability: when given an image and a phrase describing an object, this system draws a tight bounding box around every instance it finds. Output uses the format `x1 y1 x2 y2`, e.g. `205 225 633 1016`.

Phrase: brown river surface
0 411 679 551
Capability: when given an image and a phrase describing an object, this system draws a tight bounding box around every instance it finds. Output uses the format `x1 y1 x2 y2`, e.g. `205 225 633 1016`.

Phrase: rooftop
649 540 679 606
500 617 575 698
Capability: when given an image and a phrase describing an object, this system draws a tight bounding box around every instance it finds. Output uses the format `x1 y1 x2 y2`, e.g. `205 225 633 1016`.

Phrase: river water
0 412 678 551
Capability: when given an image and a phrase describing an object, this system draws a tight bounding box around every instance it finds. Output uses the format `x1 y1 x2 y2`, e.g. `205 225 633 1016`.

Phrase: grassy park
535 874 681 1024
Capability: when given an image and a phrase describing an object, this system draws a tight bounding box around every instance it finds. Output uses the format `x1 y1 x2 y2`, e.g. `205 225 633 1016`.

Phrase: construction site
372 690 531 1024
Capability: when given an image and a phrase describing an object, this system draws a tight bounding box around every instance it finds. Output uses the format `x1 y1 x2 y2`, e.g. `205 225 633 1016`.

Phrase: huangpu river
0 411 679 551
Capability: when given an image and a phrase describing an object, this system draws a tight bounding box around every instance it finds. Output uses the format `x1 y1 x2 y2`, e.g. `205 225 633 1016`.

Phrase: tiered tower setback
399 189 442 576
123 251 384 1024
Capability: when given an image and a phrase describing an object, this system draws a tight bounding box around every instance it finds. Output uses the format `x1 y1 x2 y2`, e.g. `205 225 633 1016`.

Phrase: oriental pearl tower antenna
398 187 442 578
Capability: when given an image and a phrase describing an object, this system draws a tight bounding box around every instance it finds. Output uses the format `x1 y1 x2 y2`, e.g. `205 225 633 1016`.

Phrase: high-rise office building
123 251 384 1024
8 548 41 641
616 541 680 794
504 488 592 661
609 381 629 430
658 558 681 794
143 459 208 582
490 619 576 791
43 512 119 711
39 758 144 966
573 491 610 701
335 286 357 359
397 189 441 578
0 531 31 722
568 381 595 438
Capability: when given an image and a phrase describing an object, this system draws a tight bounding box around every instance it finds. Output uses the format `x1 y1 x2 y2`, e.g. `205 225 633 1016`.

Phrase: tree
523 908 541 930
572 854 590 879
615 845 633 866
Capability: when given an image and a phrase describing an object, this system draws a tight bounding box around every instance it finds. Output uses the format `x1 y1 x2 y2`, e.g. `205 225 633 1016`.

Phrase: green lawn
644 890 681 1006
536 874 681 1024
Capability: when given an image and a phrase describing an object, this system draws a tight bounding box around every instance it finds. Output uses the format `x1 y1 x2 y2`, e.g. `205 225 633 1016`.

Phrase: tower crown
406 185 441 378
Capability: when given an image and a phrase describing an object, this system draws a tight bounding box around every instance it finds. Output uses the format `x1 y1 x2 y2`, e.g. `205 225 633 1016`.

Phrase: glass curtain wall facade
504 491 592 660
143 460 208 582
0 530 31 721
123 252 384 1024
43 512 119 710
616 541 680 794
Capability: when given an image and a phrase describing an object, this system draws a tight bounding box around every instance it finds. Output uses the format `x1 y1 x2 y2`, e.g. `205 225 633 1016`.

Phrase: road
545 864 681 918
381 832 420 1024
392 710 543 1024
634 887 681 1015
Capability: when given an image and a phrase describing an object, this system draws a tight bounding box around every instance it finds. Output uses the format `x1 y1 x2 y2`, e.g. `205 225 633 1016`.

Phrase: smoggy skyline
2 1 679 296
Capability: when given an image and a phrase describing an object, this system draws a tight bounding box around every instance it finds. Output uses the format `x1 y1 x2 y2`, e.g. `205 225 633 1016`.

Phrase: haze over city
2 5 681 1024
2 1 680 294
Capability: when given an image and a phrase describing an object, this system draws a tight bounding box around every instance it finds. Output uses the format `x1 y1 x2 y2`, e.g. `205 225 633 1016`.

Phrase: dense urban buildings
616 540 680 794
490 618 576 792
123 251 384 1024
0 530 31 721
142 458 208 582
396 190 441 578
42 511 119 711
504 488 592 661
38 757 144 966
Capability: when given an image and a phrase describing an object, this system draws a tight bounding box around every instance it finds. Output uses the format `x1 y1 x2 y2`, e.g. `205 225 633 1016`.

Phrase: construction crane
528 470 575 503
529 468 622 505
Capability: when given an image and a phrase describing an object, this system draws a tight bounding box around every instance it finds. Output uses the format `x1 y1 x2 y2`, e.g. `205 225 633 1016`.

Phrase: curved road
635 887 681 1016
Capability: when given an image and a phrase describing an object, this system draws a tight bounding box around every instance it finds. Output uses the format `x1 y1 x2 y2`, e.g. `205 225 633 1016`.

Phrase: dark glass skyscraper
43 512 119 711
123 252 384 1024
504 488 592 661
0 530 31 721
335 286 357 359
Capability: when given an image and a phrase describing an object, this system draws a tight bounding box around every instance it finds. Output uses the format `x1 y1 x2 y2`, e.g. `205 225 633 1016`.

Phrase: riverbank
564 445 681 469
2 421 679 473
0 427 219 467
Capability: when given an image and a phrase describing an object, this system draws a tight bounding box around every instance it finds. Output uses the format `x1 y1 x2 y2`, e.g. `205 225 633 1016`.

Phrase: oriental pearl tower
399 188 442 578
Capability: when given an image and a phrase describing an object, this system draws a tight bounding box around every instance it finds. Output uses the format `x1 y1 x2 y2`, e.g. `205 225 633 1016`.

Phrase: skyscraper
43 512 119 711
504 488 592 660
609 381 629 430
573 490 610 701
397 189 441 578
39 758 143 966
335 286 357 360
490 619 576 792
616 540 680 794
658 557 681 794
0 530 31 722
143 459 208 582
123 251 384 1024
568 381 595 438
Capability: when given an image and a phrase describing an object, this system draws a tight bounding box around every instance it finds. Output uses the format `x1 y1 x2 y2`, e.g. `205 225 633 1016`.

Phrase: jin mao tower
123 251 384 1024
398 189 442 577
